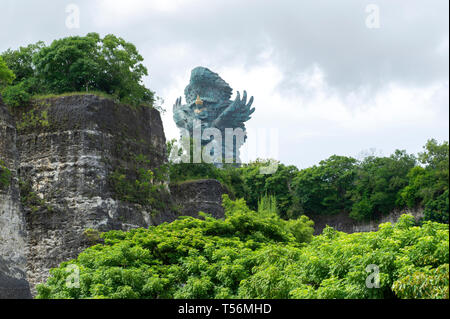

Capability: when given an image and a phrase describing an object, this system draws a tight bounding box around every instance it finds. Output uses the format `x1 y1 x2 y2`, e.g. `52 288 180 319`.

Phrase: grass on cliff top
32 91 115 101
31 91 156 110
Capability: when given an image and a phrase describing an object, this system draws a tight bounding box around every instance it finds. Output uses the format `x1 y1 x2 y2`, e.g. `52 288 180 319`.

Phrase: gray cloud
1 0 448 167
2 0 447 92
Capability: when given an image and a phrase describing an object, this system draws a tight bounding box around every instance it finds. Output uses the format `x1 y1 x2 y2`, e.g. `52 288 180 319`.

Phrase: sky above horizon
1 0 448 168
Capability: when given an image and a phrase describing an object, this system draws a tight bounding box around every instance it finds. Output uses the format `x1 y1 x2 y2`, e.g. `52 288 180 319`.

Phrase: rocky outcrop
170 179 229 219
13 94 170 294
0 90 427 298
0 97 31 298
307 207 424 235
0 94 231 296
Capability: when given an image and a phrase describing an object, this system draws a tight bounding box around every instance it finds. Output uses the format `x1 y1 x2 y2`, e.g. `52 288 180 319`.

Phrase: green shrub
1 82 31 107
19 179 48 212
1 34 157 109
36 196 448 299
399 139 449 223
0 56 15 87
110 156 168 210
0 160 11 190
83 229 102 244
16 109 49 131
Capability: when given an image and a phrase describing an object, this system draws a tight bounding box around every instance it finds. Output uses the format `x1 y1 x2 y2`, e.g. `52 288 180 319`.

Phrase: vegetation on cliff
169 139 449 223
0 34 154 108
36 195 448 299
0 159 11 190
0 56 15 87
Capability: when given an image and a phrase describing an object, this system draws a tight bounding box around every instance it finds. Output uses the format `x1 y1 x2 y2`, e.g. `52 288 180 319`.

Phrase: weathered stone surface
0 96 31 299
0 93 235 298
307 207 424 235
1 93 432 299
13 94 169 294
170 179 229 219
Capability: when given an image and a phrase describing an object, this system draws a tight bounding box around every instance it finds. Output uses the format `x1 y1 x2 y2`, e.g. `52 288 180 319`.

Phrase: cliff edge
0 96 31 298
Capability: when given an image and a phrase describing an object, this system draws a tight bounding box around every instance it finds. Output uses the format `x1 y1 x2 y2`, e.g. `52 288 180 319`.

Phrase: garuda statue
173 66 255 164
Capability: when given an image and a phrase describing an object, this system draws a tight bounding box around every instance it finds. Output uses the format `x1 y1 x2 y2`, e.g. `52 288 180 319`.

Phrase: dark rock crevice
0 96 31 299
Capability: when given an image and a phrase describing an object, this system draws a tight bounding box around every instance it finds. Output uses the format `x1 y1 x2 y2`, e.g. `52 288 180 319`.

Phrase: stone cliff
0 93 426 298
306 207 424 235
0 94 227 297
170 179 230 219
0 96 31 298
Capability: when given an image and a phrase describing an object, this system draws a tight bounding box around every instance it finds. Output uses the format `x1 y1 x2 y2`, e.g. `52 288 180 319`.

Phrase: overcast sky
1 0 448 168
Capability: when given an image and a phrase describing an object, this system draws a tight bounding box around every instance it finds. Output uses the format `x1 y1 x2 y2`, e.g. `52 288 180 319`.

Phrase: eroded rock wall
307 207 424 235
1 94 243 297
14 95 170 293
170 179 229 219
0 97 31 298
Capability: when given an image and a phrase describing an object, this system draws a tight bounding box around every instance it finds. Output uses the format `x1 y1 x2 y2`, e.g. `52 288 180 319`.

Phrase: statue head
184 67 232 106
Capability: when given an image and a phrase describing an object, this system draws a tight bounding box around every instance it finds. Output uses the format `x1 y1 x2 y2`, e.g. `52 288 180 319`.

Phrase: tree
33 33 101 93
291 155 357 217
349 150 416 221
1 42 44 87
36 205 448 299
399 139 449 223
36 195 316 299
0 56 15 87
1 34 154 107
1 42 44 106
234 160 298 218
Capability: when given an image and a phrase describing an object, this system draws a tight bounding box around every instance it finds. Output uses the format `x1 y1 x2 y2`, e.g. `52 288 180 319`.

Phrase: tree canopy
36 197 448 299
168 139 449 223
0 33 154 107
0 56 15 87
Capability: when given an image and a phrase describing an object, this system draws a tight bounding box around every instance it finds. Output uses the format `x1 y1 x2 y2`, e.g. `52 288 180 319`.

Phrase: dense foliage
36 196 448 299
0 34 154 107
348 150 416 220
169 139 449 223
291 155 357 217
398 139 449 223
0 56 15 87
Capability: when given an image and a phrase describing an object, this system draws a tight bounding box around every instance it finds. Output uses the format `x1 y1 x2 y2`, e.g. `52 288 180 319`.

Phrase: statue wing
173 97 194 129
213 91 255 128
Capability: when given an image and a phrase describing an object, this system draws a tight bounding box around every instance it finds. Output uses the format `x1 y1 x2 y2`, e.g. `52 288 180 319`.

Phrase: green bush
399 139 449 223
168 139 448 222
349 150 416 221
1 34 156 108
16 109 49 131
0 55 15 87
110 168 164 207
1 82 31 107
291 155 356 217
36 197 448 299
0 160 11 190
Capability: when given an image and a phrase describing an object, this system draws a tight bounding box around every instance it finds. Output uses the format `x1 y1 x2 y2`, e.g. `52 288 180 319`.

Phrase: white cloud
160 59 448 167
93 0 200 27
1 0 448 168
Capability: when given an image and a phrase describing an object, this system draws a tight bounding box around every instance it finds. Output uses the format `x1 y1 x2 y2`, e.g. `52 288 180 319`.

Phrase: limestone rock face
307 207 424 235
14 95 169 293
170 179 229 219
0 94 231 297
0 97 31 299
